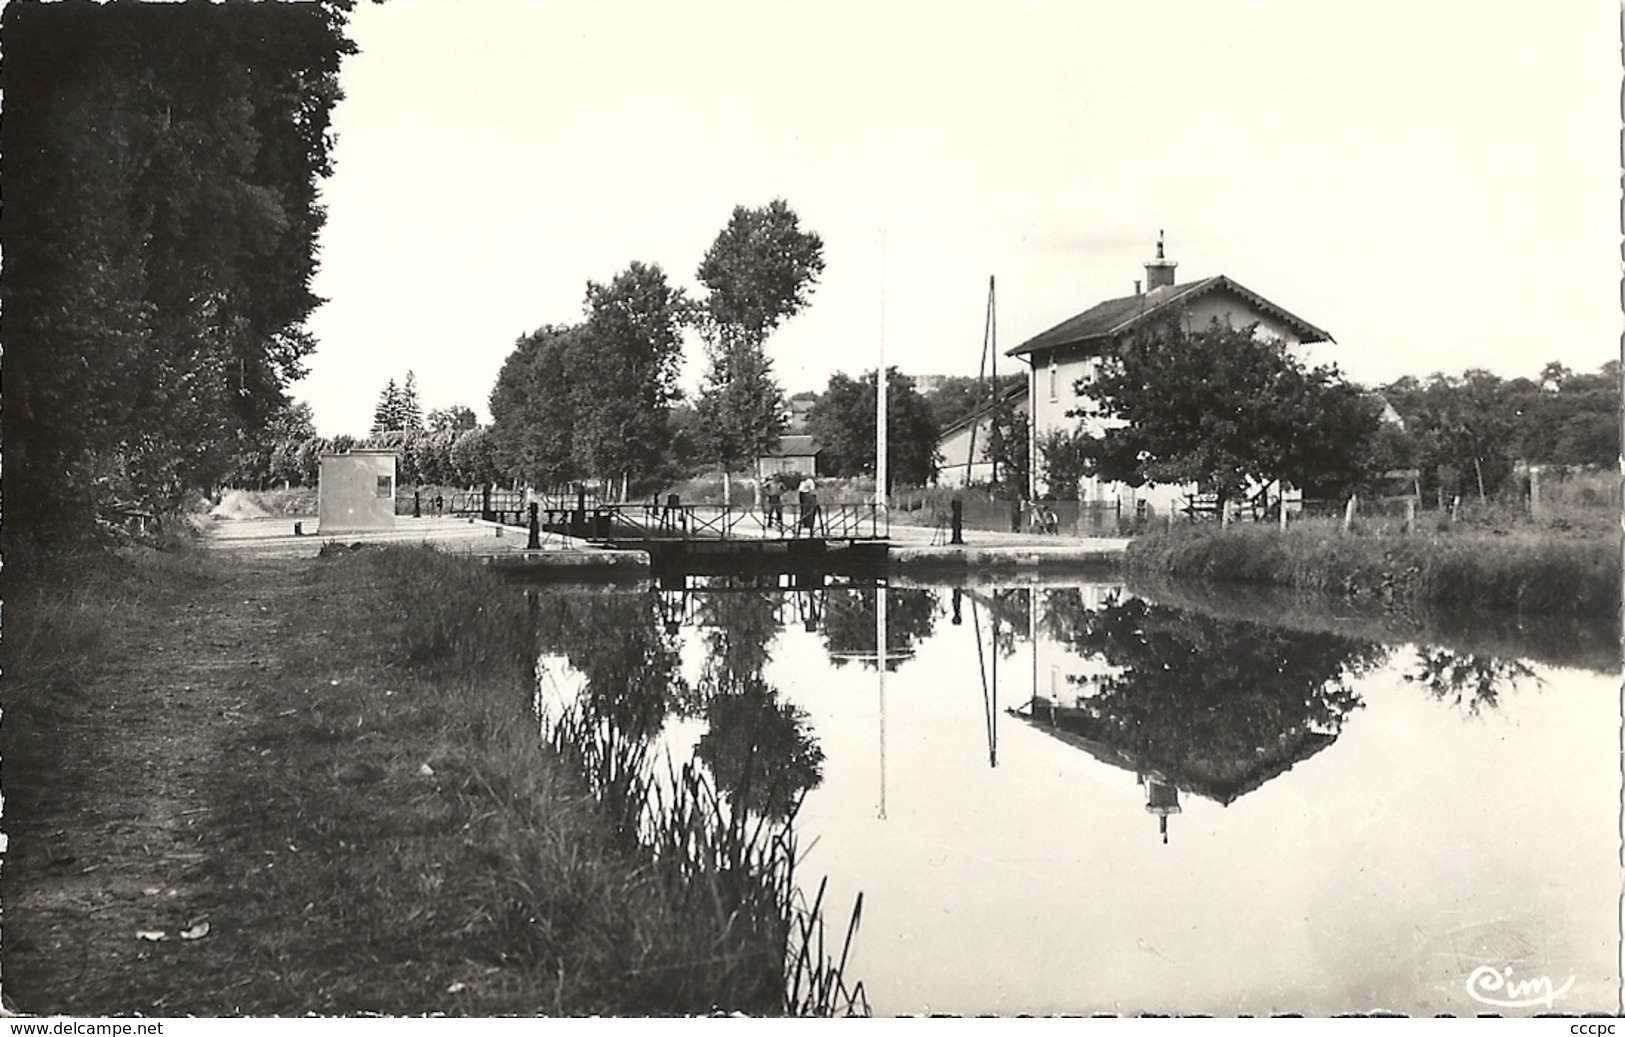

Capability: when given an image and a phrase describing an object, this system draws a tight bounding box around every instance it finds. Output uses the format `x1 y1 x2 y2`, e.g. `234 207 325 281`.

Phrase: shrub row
1125 520 1621 616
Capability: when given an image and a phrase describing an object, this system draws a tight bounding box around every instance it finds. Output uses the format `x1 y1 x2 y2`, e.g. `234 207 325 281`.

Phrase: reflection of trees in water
1405 646 1538 716
533 590 687 742
1039 593 1385 801
820 588 938 670
695 677 825 821
690 583 783 710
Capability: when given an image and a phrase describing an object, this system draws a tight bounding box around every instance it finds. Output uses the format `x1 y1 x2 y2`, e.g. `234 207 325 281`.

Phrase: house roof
1005 275 1334 359
764 434 821 458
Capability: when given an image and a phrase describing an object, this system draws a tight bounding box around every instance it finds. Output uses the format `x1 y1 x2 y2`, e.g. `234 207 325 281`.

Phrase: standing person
763 476 783 530
798 476 818 535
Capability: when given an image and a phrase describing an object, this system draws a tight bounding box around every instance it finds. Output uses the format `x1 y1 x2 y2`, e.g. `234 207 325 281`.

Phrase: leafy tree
2 0 355 550
426 404 478 435
449 426 501 489
490 324 583 488
694 343 787 478
807 368 941 488
573 263 689 496
1036 428 1089 501
1381 370 1515 501
693 201 824 493
982 392 1030 497
927 374 1025 430
1071 320 1381 511
696 199 825 349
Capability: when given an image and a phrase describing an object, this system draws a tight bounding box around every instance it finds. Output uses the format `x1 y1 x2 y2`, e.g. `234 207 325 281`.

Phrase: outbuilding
318 450 397 532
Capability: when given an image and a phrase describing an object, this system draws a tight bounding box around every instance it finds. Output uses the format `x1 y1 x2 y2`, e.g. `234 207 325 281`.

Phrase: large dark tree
489 325 585 488
807 368 940 488
1071 320 1381 511
2 0 355 550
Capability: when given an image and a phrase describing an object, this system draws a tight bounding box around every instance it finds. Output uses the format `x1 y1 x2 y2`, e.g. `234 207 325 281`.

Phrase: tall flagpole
876 230 888 512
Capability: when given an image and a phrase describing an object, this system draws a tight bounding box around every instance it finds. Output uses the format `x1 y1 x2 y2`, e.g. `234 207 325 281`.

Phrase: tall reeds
543 704 868 1016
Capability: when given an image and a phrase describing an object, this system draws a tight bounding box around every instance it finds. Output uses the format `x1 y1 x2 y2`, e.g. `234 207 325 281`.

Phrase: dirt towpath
5 552 304 1014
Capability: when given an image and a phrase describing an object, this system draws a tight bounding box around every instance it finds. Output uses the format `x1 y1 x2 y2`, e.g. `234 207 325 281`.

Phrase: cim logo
1465 964 1576 1009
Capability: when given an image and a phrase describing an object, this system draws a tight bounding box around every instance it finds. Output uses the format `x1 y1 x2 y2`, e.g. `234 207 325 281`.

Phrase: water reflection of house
1013 585 1337 843
1015 693 1336 843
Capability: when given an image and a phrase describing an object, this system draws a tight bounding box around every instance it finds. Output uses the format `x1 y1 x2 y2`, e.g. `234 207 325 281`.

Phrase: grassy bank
3 543 861 1016
1125 520 1620 616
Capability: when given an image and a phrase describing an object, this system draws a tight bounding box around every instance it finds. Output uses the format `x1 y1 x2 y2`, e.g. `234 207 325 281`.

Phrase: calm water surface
530 575 1620 1016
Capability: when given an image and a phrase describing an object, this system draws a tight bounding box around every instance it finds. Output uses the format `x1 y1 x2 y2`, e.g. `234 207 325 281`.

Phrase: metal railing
538 502 888 542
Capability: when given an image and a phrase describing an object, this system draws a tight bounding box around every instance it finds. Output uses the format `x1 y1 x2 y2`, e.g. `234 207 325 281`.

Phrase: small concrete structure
318 450 397 532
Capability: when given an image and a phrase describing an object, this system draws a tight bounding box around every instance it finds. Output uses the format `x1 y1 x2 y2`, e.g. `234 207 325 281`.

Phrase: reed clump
1125 520 1620 616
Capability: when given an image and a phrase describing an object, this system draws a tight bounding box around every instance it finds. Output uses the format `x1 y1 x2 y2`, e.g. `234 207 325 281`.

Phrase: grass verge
1125 520 1620 616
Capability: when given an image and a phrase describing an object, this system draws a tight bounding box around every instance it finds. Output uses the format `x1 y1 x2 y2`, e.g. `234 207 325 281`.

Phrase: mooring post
1342 493 1358 534
528 502 540 549
481 484 493 523
951 499 965 545
413 490 421 518
1404 497 1416 535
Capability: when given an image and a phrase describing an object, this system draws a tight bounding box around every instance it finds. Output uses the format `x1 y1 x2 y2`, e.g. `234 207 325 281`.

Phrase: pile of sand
210 489 270 520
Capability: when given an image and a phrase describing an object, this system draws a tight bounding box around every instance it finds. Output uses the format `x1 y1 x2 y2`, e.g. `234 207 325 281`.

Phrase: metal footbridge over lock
433 488 890 567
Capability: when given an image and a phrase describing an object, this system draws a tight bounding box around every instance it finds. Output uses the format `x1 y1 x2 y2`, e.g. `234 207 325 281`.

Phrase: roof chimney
1143 230 1177 291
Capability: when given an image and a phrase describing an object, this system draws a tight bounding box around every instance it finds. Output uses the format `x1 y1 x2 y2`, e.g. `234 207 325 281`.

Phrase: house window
1049 359 1059 402
376 475 393 498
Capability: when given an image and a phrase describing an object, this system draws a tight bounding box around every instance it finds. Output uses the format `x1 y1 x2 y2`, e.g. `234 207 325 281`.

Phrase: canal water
529 574 1620 1016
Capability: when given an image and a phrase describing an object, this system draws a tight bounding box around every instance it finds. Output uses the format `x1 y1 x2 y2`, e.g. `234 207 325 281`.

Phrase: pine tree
400 370 424 432
371 378 400 434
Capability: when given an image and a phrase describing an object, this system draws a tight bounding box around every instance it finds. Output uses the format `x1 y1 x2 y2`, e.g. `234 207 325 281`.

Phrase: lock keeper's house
1005 234 1335 516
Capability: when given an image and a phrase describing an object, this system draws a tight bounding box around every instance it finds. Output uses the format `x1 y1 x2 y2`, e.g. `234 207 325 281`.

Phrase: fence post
528 502 540 549
1404 497 1416 535
1450 495 1460 523
413 490 421 518
1342 494 1358 533
1279 486 1288 532
481 484 493 523
1529 465 1543 519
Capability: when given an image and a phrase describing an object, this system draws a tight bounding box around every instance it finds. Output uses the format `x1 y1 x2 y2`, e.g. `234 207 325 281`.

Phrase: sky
298 0 1619 437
